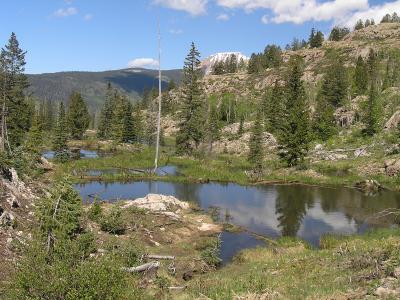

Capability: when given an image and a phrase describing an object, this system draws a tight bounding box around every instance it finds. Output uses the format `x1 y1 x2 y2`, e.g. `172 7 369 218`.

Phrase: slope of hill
27 68 182 111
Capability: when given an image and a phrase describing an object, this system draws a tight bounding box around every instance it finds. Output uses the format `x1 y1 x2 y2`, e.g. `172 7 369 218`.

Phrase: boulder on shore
123 194 190 212
384 159 400 177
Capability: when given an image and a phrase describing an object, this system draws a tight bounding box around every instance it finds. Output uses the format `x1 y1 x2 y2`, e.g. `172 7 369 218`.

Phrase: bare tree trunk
46 196 61 253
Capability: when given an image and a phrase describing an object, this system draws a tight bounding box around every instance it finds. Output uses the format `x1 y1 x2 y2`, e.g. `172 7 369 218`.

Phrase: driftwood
146 254 175 260
168 286 186 291
122 261 160 273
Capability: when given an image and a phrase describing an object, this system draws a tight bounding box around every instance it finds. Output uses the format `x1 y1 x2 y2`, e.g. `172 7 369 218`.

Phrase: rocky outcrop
384 110 400 130
384 159 400 176
335 107 356 128
123 194 190 212
354 179 383 194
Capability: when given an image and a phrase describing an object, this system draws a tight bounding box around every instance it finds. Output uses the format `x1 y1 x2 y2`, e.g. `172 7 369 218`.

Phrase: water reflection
75 181 400 261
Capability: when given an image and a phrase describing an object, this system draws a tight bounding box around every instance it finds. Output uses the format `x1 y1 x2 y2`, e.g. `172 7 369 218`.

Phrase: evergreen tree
111 93 127 143
122 101 135 143
364 79 381 136
24 111 42 155
0 32 30 148
248 110 264 171
354 19 364 30
52 102 69 160
97 83 114 139
381 14 392 23
309 29 324 48
145 88 158 146
313 95 337 141
264 45 282 68
280 57 311 166
265 81 286 135
227 54 238 73
354 55 369 95
238 114 245 135
176 42 205 155
67 92 90 139
132 103 144 143
329 26 350 41
320 59 349 107
365 19 371 27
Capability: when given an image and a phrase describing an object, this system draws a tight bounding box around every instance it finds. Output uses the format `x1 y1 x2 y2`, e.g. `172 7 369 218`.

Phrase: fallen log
122 261 160 273
168 286 186 291
147 254 175 260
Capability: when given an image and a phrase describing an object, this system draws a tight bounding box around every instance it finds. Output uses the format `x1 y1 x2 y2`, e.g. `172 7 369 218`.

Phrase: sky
0 0 399 74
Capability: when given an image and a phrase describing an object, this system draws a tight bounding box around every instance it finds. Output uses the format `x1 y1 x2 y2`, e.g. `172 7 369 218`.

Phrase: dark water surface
74 180 400 263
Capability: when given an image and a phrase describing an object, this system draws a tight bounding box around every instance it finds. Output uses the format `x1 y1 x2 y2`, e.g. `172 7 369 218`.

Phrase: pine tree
24 111 43 155
265 80 286 135
0 32 30 148
364 79 381 136
132 103 144 143
248 109 264 171
238 114 245 135
320 59 349 107
176 42 205 155
355 19 364 30
264 45 282 68
309 29 324 48
97 83 114 139
313 95 337 141
111 93 127 143
52 102 69 160
354 55 369 95
67 92 90 139
122 101 135 143
280 57 311 166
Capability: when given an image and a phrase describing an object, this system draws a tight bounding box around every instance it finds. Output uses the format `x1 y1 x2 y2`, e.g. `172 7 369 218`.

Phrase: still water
75 180 400 262
43 149 99 159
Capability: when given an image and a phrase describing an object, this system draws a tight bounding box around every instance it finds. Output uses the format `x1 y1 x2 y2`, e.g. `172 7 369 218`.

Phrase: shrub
88 199 103 222
100 207 126 235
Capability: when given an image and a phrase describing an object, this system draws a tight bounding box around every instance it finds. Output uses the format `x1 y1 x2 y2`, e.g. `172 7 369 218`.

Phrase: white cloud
217 0 369 24
128 58 159 68
217 13 230 20
84 14 94 21
341 0 400 27
53 7 78 17
169 28 184 34
153 0 208 15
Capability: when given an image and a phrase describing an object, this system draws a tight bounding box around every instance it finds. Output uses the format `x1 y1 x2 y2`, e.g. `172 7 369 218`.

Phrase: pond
43 149 99 159
83 165 179 177
74 180 400 263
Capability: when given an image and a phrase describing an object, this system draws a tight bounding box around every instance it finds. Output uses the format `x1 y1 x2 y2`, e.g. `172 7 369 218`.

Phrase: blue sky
0 0 398 74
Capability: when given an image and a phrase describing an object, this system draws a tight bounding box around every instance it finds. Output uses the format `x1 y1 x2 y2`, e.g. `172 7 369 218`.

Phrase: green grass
184 228 400 299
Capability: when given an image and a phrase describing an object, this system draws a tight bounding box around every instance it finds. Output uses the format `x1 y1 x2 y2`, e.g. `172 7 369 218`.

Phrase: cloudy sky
0 0 399 73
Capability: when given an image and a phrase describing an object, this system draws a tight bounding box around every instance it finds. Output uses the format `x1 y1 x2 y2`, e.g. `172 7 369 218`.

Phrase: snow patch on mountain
201 52 249 75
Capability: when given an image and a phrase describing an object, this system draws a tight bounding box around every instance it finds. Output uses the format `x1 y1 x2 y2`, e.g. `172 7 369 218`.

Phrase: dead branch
122 261 160 273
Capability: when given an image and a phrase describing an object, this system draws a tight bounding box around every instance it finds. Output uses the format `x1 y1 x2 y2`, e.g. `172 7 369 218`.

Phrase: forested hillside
27 68 182 110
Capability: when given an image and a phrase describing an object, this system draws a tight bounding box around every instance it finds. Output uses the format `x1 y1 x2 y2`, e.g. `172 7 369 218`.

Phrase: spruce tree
248 110 264 171
132 103 144 143
97 83 114 139
265 80 286 135
52 102 69 160
122 101 135 143
67 92 90 139
320 59 349 107
364 78 381 136
355 19 364 30
176 42 205 155
280 57 311 166
111 93 126 143
24 111 43 155
313 95 337 141
0 32 30 148
354 55 369 95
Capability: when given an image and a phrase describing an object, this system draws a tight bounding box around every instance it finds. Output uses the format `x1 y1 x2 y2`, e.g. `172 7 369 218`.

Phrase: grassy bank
55 144 400 191
183 228 400 299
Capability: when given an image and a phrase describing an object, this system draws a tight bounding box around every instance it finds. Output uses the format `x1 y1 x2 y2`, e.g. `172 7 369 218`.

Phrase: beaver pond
74 179 400 264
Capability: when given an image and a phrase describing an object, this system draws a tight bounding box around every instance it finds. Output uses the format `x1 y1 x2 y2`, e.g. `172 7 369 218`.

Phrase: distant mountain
27 68 182 111
201 52 249 75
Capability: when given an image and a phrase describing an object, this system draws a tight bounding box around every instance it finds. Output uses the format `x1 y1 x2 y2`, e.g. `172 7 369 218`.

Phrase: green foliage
0 32 31 148
24 112 42 155
88 199 103 222
353 56 369 95
206 102 221 153
329 26 350 41
354 19 364 30
247 44 282 74
132 103 144 143
309 28 324 48
381 12 400 23
248 109 264 171
200 236 222 268
67 91 90 139
176 42 205 155
264 81 286 135
52 102 69 161
313 96 337 141
100 207 126 235
364 81 382 136
279 57 311 166
320 58 349 107
97 82 115 139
